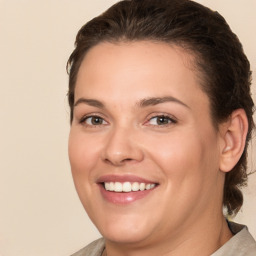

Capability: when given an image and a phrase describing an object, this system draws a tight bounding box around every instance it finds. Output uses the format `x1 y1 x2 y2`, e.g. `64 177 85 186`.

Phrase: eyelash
79 114 107 127
146 114 177 127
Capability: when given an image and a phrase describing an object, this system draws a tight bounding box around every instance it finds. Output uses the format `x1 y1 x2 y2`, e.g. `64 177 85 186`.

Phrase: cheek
146 133 204 172
68 129 101 179
68 130 103 213
145 128 219 189
148 133 220 216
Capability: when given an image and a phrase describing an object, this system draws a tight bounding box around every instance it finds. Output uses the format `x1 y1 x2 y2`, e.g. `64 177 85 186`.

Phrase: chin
102 228 150 245
95 214 154 244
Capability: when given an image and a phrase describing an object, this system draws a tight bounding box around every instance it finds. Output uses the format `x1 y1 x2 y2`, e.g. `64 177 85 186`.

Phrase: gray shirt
71 222 256 256
212 222 256 256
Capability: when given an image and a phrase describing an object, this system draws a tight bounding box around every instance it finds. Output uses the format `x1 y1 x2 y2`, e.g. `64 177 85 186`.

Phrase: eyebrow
139 96 189 108
74 96 189 109
74 98 105 108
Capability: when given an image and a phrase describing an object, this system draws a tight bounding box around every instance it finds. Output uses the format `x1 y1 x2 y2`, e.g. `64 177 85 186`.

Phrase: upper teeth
104 182 156 192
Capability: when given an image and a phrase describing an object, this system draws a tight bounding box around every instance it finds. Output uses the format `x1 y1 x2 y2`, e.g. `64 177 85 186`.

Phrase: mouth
103 181 157 192
97 175 159 204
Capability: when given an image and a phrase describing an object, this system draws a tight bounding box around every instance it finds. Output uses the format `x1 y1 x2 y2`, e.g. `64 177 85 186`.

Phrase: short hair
67 0 255 215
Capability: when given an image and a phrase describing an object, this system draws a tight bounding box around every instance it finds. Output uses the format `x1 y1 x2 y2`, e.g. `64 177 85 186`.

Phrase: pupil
92 117 102 125
157 116 168 125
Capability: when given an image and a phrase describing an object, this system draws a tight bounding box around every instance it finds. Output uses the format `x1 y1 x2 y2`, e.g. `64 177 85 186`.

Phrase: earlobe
219 109 248 173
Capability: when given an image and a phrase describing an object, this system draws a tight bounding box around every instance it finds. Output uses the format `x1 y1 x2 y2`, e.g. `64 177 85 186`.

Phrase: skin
69 41 234 256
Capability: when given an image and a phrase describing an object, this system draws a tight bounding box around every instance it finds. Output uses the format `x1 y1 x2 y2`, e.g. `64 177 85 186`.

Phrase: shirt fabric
71 222 256 256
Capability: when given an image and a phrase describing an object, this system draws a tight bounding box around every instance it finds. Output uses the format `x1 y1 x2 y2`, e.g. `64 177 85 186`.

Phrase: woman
67 0 256 255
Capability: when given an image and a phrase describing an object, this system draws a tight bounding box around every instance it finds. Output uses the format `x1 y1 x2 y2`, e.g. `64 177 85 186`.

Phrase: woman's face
69 41 225 246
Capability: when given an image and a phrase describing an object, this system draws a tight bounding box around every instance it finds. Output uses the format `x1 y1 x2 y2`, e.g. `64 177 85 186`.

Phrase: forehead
78 41 197 74
77 41 200 87
75 41 209 111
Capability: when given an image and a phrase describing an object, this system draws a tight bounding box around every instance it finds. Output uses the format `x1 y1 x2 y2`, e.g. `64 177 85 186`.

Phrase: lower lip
99 185 156 204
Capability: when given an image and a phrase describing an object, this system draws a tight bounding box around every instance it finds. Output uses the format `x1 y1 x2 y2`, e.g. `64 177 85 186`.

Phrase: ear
219 109 248 173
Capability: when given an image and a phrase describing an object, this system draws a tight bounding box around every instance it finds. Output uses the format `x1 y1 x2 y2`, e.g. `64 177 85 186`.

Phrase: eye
147 115 176 126
80 115 107 126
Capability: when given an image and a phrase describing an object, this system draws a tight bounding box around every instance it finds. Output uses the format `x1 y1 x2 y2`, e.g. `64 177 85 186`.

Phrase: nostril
104 159 112 164
103 157 135 166
121 158 135 164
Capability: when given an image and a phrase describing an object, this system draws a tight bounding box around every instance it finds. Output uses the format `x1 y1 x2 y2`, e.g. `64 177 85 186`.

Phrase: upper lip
97 174 158 184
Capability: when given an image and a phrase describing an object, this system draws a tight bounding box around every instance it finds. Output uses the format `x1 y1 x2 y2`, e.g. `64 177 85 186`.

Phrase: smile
104 182 156 192
97 175 159 204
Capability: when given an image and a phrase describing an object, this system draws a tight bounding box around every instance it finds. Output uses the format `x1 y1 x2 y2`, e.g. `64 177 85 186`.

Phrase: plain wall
0 0 255 255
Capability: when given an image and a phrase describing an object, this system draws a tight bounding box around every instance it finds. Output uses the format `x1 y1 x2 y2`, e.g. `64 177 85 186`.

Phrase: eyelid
79 113 108 126
144 113 178 126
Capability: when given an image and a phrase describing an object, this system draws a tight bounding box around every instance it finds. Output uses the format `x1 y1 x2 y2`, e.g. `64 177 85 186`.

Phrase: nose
101 126 144 166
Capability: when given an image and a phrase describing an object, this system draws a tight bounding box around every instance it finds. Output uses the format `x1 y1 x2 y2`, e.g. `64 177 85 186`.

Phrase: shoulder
212 222 256 256
71 238 105 256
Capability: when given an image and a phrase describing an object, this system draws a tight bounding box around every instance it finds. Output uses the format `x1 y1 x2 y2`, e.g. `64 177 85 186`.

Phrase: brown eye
91 117 103 125
156 116 170 125
81 116 107 126
148 115 176 126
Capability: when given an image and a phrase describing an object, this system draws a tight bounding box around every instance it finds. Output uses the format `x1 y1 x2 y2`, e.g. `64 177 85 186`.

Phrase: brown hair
67 0 254 215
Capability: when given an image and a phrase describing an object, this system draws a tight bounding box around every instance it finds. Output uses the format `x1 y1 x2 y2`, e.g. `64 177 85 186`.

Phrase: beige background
0 0 255 255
